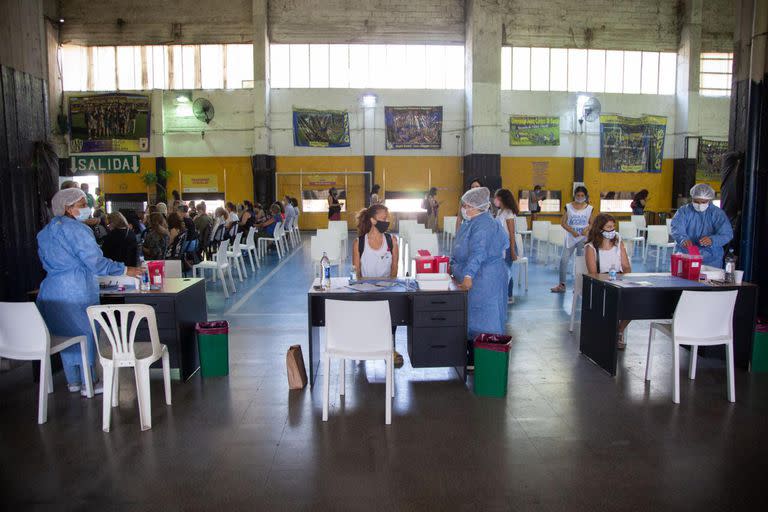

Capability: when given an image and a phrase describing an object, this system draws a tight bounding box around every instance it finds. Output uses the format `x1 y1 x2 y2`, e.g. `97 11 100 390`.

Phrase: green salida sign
70 155 140 174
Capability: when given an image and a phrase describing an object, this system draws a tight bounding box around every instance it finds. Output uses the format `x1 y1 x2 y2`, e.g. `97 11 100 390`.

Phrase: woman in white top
585 213 632 349
352 204 403 366
494 189 518 303
551 186 594 293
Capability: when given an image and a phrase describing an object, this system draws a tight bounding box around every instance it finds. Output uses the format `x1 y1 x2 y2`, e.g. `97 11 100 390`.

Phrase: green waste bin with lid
473 334 513 398
752 323 768 373
196 321 229 377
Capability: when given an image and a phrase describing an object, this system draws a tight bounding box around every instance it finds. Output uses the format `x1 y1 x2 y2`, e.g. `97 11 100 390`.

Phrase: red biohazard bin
671 252 684 276
416 250 437 274
146 260 165 289
680 246 703 281
434 255 450 274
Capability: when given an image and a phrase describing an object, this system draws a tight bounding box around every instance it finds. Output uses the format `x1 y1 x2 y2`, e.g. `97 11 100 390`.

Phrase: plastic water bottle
349 268 357 283
320 251 331 290
139 257 150 291
609 265 617 281
724 248 736 283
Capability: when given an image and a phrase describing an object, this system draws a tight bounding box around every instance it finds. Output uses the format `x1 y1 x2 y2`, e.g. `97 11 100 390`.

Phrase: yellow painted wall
100 157 156 195
165 157 253 205
501 157 574 223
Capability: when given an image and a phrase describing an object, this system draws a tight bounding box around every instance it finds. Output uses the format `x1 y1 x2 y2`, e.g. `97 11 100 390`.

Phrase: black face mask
375 220 390 233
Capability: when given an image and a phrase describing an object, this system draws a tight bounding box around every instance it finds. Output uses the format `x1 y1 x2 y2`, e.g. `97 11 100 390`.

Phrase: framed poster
293 109 351 147
600 114 667 173
696 139 728 181
509 116 560 146
385 106 443 149
68 93 151 153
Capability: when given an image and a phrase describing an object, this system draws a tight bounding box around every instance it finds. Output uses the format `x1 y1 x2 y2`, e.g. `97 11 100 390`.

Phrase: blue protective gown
670 203 733 267
450 212 510 338
36 216 126 385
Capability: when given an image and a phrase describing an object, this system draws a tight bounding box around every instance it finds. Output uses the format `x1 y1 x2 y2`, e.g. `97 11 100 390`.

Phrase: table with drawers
307 278 468 387
100 278 208 381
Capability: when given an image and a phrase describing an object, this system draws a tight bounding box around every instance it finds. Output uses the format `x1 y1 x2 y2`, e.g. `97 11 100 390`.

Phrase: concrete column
463 0 502 188
253 0 270 155
674 0 703 160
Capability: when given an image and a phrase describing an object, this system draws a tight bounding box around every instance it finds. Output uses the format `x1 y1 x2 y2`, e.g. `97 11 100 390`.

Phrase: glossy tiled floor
3 235 768 511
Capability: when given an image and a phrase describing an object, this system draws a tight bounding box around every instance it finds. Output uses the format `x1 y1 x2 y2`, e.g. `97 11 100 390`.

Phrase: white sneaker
68 384 81 393
81 382 104 397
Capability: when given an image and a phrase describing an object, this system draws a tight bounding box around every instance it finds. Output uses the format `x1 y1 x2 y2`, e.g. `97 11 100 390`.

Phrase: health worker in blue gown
450 186 510 345
670 183 733 268
36 188 144 395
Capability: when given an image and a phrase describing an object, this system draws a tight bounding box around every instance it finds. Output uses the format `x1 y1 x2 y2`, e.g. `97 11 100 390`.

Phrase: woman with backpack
352 204 403 366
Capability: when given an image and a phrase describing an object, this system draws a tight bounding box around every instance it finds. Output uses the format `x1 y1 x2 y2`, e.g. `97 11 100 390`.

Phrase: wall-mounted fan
580 96 601 123
193 98 215 124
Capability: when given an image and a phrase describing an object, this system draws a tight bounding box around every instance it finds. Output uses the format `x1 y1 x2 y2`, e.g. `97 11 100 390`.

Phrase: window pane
270 44 290 88
512 47 531 90
605 51 623 93
200 45 224 89
181 45 196 89
61 45 87 91
329 45 349 88
501 47 512 90
586 49 605 92
567 49 587 91
117 46 136 90
289 44 309 87
405 45 426 89
170 46 183 89
368 45 386 87
444 45 464 89
701 73 731 89
94 46 116 90
641 51 659 94
349 44 369 88
549 48 568 91
701 57 731 73
150 46 167 89
309 44 329 88
658 52 676 95
385 45 406 88
226 44 253 89
530 47 550 91
623 51 641 93
427 45 447 89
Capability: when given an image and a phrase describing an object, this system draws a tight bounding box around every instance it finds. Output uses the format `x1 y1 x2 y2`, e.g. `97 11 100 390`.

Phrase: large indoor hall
1 0 768 510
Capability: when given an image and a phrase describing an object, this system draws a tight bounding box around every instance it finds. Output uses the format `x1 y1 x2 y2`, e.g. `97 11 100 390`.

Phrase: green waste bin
752 325 768 373
473 334 513 398
196 321 229 377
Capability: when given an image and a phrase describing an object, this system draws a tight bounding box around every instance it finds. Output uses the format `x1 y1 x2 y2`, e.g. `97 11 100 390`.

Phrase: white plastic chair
243 226 260 272
322 300 394 424
398 220 418 243
632 214 648 238
408 233 440 275
619 221 645 259
644 225 675 270
311 234 343 275
193 240 236 297
291 213 301 245
163 259 183 278
226 232 247 282
645 290 738 404
547 225 566 265
328 220 349 256
514 216 532 253
532 221 550 262
87 304 171 432
0 302 94 424
443 216 457 249
283 216 297 249
257 221 284 259
316 228 345 262
569 255 589 332
513 233 529 292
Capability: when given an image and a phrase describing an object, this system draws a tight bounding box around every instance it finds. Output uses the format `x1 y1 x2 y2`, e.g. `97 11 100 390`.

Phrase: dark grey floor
3 236 768 511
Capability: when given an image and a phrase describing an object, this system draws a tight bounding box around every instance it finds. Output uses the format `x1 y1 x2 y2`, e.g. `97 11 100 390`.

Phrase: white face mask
74 207 92 222
461 207 472 221
693 201 709 212
574 196 587 204
602 230 617 240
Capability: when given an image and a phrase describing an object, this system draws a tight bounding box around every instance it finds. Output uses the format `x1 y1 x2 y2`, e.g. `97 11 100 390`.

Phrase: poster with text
599 114 667 173
509 116 560 146
293 109 350 147
68 93 151 153
696 139 729 181
385 106 443 149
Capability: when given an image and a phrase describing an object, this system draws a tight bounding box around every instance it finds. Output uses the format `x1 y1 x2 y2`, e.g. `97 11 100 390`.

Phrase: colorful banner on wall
509 116 560 146
182 174 219 193
696 138 729 181
292 109 350 147
599 114 667 173
68 93 151 153
384 106 443 149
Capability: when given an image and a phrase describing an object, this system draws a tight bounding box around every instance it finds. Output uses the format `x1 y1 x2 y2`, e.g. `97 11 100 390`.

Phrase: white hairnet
690 183 716 200
461 186 491 211
156 202 168 215
51 188 86 216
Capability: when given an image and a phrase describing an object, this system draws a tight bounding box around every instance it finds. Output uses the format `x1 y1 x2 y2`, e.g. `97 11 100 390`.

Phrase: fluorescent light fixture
58 18 65 23
362 93 377 108
176 94 191 103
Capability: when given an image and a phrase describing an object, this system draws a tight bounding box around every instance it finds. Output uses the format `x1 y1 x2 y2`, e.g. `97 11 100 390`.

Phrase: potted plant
140 169 169 204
